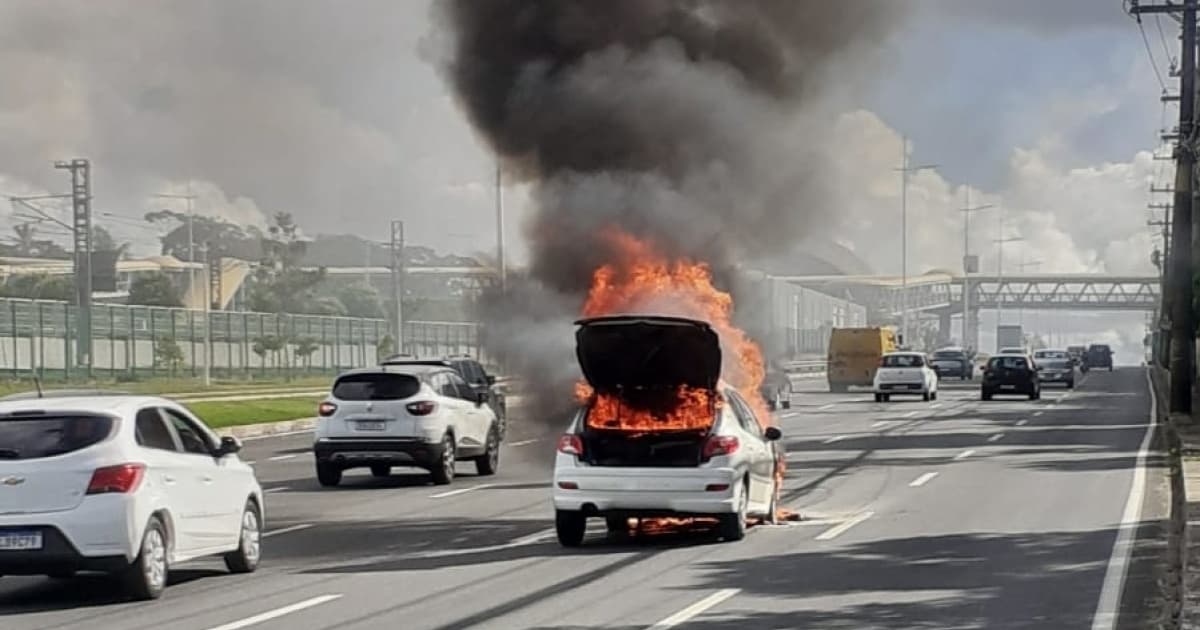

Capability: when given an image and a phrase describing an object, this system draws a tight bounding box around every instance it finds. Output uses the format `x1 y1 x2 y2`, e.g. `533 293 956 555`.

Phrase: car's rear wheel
121 516 168 601
316 462 342 487
606 516 631 538
922 391 931 402
475 426 500 476
556 510 586 547
873 393 883 403
431 434 456 485
982 390 992 401
718 482 749 542
224 501 262 574
881 394 891 402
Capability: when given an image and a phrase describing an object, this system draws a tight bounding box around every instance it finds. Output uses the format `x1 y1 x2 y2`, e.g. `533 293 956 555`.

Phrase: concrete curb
1151 368 1187 630
220 417 317 440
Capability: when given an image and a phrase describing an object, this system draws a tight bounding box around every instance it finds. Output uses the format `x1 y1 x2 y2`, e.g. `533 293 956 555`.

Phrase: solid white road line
871 421 888 428
429 483 495 499
954 449 975 460
268 454 298 462
901 410 918 418
1015 419 1029 426
1090 370 1156 630
930 403 942 409
263 524 313 538
1034 411 1045 417
818 403 835 411
648 589 741 629
245 461 257 466
988 433 1005 443
241 428 315 442
507 439 540 447
779 412 799 419
816 511 874 541
823 435 847 444
909 472 939 487
205 594 343 630
264 486 289 494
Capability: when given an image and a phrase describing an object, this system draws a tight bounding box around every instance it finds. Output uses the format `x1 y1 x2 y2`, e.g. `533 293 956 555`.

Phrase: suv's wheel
718 481 749 542
781 387 792 410
121 516 168 600
556 510 587 547
475 426 500 476
316 462 342 487
224 501 262 574
431 434 456 485
370 465 391 478
922 391 931 402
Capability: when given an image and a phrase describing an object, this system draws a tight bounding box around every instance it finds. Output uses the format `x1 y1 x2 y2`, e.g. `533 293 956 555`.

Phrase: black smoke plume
434 0 906 429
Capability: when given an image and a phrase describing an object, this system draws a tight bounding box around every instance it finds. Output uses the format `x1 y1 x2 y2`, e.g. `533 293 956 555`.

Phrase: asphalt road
0 368 1168 629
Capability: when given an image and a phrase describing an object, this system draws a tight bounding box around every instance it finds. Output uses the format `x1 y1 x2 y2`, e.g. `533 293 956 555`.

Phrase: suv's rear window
333 373 421 401
882 355 924 367
0 415 114 460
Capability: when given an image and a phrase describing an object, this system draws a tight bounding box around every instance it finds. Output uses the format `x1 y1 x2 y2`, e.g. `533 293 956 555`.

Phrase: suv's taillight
557 434 584 457
702 436 740 461
318 402 337 417
406 401 437 416
87 464 145 495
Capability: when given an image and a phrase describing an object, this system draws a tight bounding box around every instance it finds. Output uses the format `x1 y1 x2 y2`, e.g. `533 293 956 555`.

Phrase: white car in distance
873 352 939 402
0 393 263 600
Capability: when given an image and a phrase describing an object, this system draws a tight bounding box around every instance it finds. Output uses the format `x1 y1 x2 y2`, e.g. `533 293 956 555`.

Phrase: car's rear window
0 414 114 460
933 352 964 359
989 357 1029 370
333 373 421 401
882 355 924 367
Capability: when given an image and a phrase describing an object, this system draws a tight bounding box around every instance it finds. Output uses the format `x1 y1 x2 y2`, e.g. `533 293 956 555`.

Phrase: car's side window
435 372 461 399
161 408 214 456
447 372 472 400
726 390 761 437
135 408 179 452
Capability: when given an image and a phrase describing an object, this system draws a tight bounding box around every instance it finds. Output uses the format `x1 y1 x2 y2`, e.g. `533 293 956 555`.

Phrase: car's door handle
163 475 177 484
202 476 214 483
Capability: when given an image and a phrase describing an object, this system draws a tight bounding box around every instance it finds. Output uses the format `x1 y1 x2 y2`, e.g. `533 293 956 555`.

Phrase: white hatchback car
314 365 501 486
0 393 263 600
552 316 784 546
873 352 939 402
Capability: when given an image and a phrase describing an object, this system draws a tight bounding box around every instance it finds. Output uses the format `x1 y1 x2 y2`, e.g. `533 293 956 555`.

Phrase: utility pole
960 189 993 353
390 220 405 353
495 161 507 292
1016 259 1042 328
894 135 937 347
1133 0 1197 412
54 159 92 374
201 242 214 387
154 185 199 310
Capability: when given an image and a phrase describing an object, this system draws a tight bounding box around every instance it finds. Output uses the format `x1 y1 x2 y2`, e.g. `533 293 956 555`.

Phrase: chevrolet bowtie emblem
1 476 25 486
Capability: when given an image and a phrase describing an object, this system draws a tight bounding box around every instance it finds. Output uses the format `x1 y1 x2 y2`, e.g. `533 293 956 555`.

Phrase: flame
582 385 717 432
580 231 769 425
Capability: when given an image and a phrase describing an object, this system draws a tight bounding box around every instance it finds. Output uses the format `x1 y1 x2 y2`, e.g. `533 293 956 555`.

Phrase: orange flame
580 231 770 426
583 385 717 432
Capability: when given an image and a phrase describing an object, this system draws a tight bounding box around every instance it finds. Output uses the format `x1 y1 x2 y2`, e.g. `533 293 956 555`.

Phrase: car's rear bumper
875 383 926 394
314 437 444 468
552 467 740 515
1038 374 1073 383
982 383 1036 394
0 525 129 574
0 493 139 567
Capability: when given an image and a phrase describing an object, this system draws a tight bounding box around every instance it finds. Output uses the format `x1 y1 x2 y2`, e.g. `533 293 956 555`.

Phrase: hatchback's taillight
406 401 437 416
318 402 337 417
702 435 740 461
557 434 584 457
87 464 145 495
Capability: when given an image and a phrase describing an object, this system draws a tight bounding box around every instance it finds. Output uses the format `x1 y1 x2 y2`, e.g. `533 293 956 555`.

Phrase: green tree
0 274 73 301
153 337 186 372
128 272 182 307
244 213 326 314
336 283 386 319
293 337 320 369
252 335 286 369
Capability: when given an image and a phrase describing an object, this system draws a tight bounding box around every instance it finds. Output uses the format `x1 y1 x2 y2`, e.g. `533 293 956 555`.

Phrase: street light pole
960 190 993 353
894 135 937 347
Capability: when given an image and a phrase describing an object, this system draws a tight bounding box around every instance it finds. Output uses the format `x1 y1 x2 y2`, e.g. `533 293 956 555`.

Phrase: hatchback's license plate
0 531 43 551
356 421 386 431
1000 385 1016 390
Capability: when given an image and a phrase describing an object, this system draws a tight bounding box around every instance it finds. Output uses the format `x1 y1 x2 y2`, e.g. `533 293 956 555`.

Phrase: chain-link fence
0 298 486 381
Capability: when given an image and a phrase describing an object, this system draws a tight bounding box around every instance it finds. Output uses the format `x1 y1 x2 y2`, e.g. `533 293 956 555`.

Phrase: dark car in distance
761 366 793 411
981 355 1041 401
382 354 508 438
930 347 973 380
1085 344 1114 372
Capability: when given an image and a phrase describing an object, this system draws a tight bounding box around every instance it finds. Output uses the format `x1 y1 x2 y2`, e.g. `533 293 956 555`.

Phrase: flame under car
552 315 783 547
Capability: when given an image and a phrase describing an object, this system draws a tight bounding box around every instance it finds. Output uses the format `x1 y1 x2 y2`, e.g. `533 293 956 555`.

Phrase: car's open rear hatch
574 316 722 467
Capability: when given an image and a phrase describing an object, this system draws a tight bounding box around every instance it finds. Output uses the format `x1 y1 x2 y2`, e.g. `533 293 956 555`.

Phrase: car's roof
0 393 178 417
1035 348 1068 354
934 347 965 352
338 365 447 378
882 351 925 357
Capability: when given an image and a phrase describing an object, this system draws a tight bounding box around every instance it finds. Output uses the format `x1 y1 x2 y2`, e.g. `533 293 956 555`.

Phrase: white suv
0 393 263 600
314 365 501 486
552 316 784 546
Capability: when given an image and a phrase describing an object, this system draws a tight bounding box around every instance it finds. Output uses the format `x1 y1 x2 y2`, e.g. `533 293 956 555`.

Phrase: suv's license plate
356 421 386 431
0 531 43 551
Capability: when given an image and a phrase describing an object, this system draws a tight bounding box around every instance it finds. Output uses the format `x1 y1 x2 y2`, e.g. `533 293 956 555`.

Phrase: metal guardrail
783 360 828 374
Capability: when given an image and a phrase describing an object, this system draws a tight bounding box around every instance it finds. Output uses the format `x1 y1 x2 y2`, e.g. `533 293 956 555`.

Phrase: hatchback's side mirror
217 436 242 457
764 426 783 441
476 392 488 407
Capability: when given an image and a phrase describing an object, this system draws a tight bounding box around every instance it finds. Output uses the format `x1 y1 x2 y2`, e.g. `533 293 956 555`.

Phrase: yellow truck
827 327 898 392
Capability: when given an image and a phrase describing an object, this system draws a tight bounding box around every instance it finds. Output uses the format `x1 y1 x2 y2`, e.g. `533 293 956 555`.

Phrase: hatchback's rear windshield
989 357 1029 370
882 355 924 367
0 414 114 460
933 352 964 359
333 373 421 401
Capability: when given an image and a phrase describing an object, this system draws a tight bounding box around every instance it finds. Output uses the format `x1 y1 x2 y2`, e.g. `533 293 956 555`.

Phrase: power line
1138 15 1170 90
1155 14 1176 69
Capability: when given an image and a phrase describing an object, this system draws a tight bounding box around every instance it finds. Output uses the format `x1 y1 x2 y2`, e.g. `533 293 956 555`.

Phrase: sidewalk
1151 369 1195 629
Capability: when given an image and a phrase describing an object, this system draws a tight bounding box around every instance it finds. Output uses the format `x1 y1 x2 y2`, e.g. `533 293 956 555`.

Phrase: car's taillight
702 435 740 461
557 434 584 457
406 401 437 416
87 464 146 495
318 402 337 417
